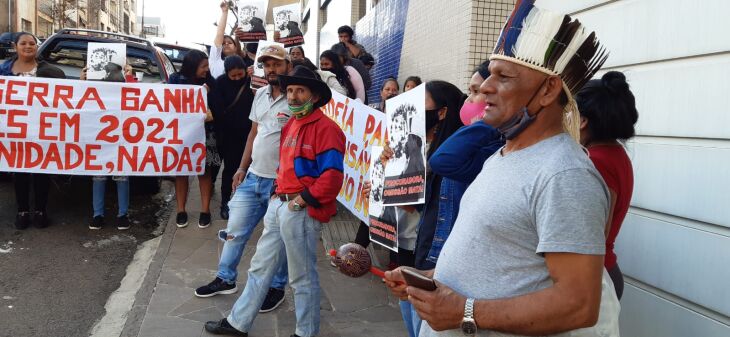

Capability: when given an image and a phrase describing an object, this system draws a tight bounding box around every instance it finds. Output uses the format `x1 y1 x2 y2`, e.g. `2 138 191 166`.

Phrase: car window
40 39 164 82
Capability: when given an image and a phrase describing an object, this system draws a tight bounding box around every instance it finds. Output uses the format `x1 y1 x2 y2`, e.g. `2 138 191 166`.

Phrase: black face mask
426 108 441 131
497 78 548 140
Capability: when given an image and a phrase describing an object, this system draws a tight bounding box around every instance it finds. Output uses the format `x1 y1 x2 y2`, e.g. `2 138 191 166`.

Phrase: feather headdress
491 0 608 141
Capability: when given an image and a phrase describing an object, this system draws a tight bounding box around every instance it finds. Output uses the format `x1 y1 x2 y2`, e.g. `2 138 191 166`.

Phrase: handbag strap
225 84 249 112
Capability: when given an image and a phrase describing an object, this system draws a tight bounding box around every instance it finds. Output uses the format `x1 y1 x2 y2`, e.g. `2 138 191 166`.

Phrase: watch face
461 320 477 335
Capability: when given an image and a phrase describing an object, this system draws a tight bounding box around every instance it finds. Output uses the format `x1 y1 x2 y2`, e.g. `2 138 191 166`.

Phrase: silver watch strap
464 298 475 319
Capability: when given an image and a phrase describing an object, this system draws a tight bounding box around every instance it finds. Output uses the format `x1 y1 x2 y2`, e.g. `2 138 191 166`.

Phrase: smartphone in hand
401 267 437 291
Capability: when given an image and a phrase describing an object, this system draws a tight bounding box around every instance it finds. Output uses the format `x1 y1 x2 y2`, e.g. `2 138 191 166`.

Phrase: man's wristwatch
461 298 477 336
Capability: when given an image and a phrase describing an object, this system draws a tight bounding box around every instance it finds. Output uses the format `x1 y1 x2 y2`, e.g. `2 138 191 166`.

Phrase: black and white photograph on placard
237 0 268 42
382 84 427 206
86 43 126 81
368 146 398 252
273 3 304 48
251 40 284 89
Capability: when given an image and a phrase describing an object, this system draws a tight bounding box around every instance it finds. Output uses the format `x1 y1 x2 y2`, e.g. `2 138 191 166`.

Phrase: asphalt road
0 174 173 337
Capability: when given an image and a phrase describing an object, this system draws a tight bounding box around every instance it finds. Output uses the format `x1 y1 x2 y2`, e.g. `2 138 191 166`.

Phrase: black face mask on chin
426 108 441 131
497 78 548 140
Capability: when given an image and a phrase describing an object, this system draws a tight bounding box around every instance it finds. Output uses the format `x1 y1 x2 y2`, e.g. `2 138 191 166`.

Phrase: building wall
355 0 409 103
536 1 730 336
16 0 37 33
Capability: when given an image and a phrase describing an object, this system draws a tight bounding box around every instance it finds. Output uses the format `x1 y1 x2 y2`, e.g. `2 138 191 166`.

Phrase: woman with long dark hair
169 50 220 229
320 50 364 101
0 32 65 229
210 1 247 78
577 71 638 300
208 55 254 220
403 76 422 92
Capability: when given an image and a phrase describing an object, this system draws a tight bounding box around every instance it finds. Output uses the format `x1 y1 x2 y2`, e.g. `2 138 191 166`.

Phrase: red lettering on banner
181 88 195 113
40 143 63 170
60 113 80 142
121 87 140 111
77 87 106 110
0 141 17 167
6 109 28 139
84 144 102 171
52 85 74 109
23 142 43 168
141 90 163 111
343 105 354 135
28 82 49 107
162 146 179 171
139 146 161 172
118 146 137 171
177 147 192 172
195 90 206 113
39 112 56 140
65 143 83 169
164 89 181 112
5 80 26 105
364 114 375 141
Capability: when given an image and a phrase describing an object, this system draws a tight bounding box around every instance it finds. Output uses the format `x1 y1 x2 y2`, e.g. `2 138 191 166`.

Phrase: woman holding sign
0 32 65 229
210 1 247 79
169 50 220 229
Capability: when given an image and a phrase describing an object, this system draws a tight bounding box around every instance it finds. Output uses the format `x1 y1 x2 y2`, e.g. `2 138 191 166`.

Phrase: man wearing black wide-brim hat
206 65 345 337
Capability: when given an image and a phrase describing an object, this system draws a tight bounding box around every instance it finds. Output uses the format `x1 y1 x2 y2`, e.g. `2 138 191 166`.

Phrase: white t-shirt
248 85 290 179
209 43 225 79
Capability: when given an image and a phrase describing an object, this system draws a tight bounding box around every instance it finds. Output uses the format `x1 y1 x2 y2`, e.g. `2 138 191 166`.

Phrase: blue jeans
92 176 129 217
228 198 322 337
217 172 287 289
400 300 422 337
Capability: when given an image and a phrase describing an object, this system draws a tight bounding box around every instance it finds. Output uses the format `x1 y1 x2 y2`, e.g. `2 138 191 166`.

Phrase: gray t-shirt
420 133 609 337
248 85 290 179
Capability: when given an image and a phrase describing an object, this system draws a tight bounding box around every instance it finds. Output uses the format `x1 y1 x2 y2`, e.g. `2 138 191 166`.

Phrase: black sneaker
198 212 211 228
204 318 247 336
117 215 131 230
220 206 229 220
176 212 188 228
195 277 237 298
89 215 104 230
259 287 285 313
33 211 48 228
15 212 30 230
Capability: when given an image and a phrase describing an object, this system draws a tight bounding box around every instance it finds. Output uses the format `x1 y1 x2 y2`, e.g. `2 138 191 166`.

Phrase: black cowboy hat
278 66 332 109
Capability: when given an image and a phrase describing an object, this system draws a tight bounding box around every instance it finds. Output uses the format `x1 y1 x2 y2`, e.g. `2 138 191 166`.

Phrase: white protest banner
86 43 127 81
273 3 304 48
383 83 426 206
0 76 206 176
251 40 285 89
237 0 268 42
321 90 387 223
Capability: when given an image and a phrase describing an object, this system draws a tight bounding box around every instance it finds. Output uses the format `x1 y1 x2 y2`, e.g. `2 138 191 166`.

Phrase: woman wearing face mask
369 77 399 112
320 50 364 102
576 71 638 300
0 32 65 229
210 1 247 79
208 55 254 220
169 50 220 229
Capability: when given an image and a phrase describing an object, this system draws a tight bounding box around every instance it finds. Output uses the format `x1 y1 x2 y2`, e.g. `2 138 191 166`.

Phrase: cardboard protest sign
321 90 387 223
86 43 126 81
368 146 398 252
251 40 285 90
0 76 206 176
273 3 304 48
382 84 426 206
237 0 268 42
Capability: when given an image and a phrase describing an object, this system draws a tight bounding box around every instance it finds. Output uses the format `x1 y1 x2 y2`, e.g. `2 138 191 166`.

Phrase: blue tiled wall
355 0 409 105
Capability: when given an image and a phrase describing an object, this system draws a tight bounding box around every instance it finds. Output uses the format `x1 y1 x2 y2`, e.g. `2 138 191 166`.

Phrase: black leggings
14 173 50 213
607 264 624 300
219 143 245 208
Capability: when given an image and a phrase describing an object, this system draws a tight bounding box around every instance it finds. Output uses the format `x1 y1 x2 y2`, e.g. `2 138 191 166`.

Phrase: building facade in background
299 0 512 104
0 0 137 39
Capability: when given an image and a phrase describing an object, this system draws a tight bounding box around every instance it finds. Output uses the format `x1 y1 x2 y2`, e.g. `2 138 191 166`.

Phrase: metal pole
75 0 79 28
140 0 144 37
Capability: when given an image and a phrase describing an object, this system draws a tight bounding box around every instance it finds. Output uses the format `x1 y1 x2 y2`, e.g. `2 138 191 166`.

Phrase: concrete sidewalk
124 178 408 337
